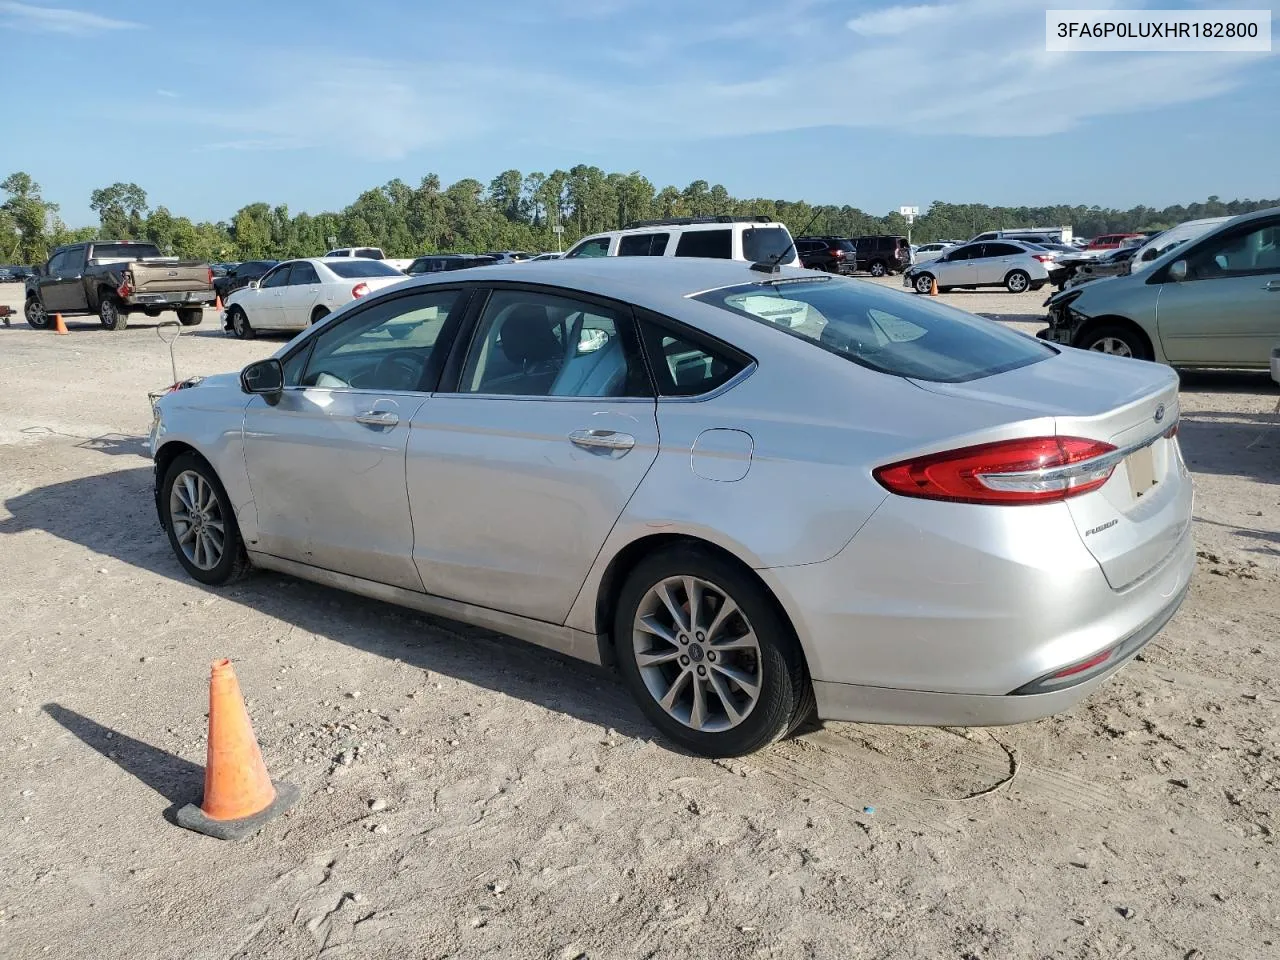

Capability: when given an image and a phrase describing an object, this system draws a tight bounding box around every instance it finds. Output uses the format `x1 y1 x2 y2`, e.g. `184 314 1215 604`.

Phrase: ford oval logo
1154 403 1166 424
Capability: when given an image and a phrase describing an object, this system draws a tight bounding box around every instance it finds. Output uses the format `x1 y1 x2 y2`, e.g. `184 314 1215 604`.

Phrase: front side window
260 265 292 288
695 277 1054 383
294 289 462 391
565 237 610 259
457 290 648 398
674 229 732 260
617 233 669 257
944 244 978 262
47 251 74 275
1184 220 1280 279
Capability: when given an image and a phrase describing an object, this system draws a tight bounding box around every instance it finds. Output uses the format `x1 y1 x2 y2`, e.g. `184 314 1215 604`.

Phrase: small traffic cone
214 294 223 312
176 659 299 840
929 278 939 297
54 313 68 335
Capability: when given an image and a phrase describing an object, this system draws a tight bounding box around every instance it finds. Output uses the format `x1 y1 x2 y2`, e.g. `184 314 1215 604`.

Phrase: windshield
91 242 162 260
326 260 404 278
742 227 794 263
695 278 1053 383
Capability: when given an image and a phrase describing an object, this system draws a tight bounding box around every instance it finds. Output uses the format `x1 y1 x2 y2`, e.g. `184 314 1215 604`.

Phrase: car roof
577 220 788 242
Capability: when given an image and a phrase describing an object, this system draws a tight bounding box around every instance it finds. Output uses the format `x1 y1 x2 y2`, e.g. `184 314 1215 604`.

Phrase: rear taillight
117 272 134 299
829 248 845 258
207 267 214 285
874 436 1119 505
1032 254 1054 263
351 283 370 299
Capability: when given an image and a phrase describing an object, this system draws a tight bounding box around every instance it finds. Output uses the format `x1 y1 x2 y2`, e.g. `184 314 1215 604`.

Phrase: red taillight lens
1049 649 1113 679
874 436 1119 505
1032 254 1053 262
207 267 214 285
117 272 133 299
829 248 845 258
351 282 370 298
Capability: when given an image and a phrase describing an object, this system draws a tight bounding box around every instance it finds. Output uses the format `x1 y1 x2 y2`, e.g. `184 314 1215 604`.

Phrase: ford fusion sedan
1043 207 1280 365
151 258 1193 757
222 257 406 338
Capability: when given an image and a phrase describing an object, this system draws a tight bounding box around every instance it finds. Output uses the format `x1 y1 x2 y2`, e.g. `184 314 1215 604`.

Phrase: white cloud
0 1 139 34
156 89 179 99
847 4 948 37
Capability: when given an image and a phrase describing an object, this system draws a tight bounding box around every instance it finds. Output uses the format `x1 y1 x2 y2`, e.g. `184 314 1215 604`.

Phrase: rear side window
617 233 669 256
290 262 320 284
566 237 610 259
326 260 404 278
986 243 1024 257
356 248 383 259
636 311 748 397
674 229 732 260
742 227 793 263
695 278 1053 383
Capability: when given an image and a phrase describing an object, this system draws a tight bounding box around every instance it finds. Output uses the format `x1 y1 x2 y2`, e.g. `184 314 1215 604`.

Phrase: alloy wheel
631 575 762 733
169 469 226 571
1090 337 1133 358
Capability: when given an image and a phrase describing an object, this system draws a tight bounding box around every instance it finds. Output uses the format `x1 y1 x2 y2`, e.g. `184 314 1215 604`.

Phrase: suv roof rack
623 215 775 229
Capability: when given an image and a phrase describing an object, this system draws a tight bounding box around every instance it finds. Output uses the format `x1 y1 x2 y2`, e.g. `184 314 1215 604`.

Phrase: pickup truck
322 246 414 272
24 241 215 331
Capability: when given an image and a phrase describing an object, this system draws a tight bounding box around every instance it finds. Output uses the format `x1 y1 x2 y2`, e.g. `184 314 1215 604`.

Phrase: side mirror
247 280 259 289
1167 260 1188 282
240 358 284 403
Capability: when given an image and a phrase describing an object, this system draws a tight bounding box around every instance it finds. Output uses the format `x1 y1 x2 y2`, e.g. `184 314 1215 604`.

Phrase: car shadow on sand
2 461 667 749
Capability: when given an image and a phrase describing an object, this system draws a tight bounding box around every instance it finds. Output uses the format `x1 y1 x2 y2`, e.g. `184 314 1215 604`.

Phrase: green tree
1 172 60 263
90 182 149 239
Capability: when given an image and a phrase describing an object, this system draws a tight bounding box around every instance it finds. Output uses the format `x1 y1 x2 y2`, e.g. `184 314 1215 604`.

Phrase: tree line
2 168 1276 266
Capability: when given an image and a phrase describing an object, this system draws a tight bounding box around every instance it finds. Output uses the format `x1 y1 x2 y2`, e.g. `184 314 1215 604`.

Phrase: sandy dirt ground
1 280 1277 960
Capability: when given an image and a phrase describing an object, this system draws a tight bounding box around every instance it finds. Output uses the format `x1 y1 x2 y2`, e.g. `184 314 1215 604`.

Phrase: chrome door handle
569 429 635 451
355 411 400 427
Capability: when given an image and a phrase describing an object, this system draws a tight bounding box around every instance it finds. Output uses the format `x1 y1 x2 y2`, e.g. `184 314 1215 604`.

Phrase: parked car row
0 265 35 283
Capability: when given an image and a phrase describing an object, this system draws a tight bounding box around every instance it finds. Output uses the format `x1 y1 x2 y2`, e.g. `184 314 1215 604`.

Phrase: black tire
938 286 954 293
913 272 935 295
1074 322 1152 361
177 308 203 327
24 297 52 330
1005 270 1031 293
310 306 330 325
228 306 255 339
1029 280 1046 292
613 544 811 757
160 452 251 586
867 260 887 277
99 296 127 330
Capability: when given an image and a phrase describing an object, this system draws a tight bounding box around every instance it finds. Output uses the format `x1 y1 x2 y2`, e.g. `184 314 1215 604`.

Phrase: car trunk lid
910 349 1190 590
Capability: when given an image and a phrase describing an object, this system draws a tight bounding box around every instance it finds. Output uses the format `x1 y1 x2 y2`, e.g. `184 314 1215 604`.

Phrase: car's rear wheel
161 453 250 585
913 273 935 295
24 297 51 330
228 306 255 339
1005 270 1031 293
868 260 887 277
177 308 203 327
613 545 811 757
1076 322 1152 361
99 296 127 330
310 306 330 325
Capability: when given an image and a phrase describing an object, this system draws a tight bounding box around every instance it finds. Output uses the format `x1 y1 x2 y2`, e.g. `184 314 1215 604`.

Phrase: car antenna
750 208 825 274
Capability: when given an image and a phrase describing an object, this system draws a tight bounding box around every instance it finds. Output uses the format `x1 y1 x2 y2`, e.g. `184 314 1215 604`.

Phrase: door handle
569 429 635 452
355 411 400 427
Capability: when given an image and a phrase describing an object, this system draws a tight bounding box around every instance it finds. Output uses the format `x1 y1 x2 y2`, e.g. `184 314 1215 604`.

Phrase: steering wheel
372 349 426 391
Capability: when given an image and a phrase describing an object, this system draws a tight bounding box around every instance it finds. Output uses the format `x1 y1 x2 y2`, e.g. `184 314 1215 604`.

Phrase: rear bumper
812 578 1188 725
128 291 216 307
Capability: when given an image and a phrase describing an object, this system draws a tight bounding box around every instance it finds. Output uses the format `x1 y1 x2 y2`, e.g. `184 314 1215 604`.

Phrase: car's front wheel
913 272 935 295
613 545 812 757
24 297 51 330
228 306 255 339
160 452 250 585
1076 322 1152 361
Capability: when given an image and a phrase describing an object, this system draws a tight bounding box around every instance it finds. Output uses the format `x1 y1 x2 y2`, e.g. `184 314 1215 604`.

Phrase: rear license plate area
1126 445 1157 498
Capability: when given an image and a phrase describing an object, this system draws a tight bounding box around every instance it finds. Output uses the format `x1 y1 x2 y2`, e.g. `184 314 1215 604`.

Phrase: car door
249 263 292 328
241 286 469 589
406 285 659 624
40 248 88 312
970 243 1005 284
935 243 979 285
1155 217 1280 366
278 260 322 330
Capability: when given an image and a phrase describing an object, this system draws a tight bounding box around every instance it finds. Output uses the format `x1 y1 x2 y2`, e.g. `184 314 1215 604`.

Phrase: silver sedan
150 258 1193 757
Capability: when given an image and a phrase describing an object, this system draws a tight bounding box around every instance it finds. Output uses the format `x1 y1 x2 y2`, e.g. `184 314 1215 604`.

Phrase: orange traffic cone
176 659 299 840
929 278 939 297
54 313 68 335
214 294 223 312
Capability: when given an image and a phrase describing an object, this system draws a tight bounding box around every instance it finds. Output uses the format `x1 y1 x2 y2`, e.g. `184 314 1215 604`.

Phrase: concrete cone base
176 781 300 841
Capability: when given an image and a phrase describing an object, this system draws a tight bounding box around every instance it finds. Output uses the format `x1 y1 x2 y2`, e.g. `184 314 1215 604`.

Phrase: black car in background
213 260 278 301
852 235 913 276
405 254 500 275
795 237 857 274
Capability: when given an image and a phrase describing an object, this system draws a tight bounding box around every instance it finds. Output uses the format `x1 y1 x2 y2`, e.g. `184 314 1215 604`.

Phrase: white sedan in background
223 258 407 338
912 242 955 263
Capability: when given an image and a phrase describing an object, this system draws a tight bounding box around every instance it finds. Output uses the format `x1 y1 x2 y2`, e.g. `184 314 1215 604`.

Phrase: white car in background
902 240 1054 294
323 246 416 272
912 242 955 263
223 258 407 338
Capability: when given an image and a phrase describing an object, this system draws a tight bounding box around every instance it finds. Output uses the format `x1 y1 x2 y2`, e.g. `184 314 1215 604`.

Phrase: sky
2 0 1276 226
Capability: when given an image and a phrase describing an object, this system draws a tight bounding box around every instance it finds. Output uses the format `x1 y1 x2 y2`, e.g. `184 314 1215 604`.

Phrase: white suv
563 217 801 267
